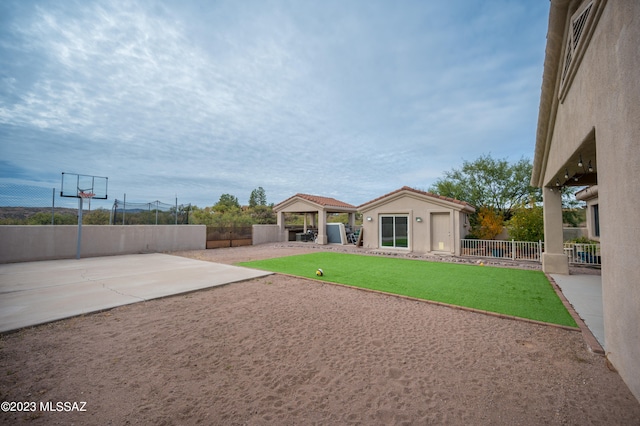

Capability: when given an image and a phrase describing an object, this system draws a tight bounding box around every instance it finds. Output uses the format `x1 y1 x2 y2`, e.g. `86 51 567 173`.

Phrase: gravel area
3 243 633 426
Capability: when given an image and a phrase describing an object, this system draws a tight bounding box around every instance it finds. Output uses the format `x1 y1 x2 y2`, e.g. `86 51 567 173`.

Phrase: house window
592 204 600 237
380 215 408 248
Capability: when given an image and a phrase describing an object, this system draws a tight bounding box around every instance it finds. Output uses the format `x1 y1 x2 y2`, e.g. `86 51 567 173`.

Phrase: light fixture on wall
416 217 423 222
366 216 372 222
571 154 596 183
557 154 595 188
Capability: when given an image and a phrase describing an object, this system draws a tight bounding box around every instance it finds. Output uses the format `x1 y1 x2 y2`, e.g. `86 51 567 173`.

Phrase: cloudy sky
0 0 550 208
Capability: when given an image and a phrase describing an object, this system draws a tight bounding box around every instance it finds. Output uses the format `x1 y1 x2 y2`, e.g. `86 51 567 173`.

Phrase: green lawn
238 252 577 327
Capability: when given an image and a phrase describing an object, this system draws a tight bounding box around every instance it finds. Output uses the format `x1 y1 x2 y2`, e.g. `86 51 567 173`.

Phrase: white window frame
379 215 410 249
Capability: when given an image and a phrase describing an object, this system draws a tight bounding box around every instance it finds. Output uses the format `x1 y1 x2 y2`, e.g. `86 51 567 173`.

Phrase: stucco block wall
252 224 283 245
0 225 206 263
540 0 640 401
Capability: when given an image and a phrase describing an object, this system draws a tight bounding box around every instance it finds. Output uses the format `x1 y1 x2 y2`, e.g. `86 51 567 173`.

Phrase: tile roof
358 186 475 210
275 193 357 210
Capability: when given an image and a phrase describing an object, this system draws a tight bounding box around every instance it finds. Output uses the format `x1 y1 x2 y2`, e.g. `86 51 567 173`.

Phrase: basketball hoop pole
61 172 107 259
77 197 84 259
76 191 95 259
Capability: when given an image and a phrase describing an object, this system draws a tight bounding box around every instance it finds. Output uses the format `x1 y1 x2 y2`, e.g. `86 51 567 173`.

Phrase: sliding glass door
380 215 408 248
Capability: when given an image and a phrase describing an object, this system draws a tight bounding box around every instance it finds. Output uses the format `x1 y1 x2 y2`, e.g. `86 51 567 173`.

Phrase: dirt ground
1 244 638 425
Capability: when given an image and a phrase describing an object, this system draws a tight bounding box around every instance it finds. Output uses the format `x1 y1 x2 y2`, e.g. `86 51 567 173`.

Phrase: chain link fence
0 183 191 225
0 184 70 225
111 199 191 225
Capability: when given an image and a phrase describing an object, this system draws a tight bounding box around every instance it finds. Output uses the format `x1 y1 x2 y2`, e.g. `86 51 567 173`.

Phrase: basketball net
79 191 95 212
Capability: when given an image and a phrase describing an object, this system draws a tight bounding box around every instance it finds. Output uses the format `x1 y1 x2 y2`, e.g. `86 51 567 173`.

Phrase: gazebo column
277 211 286 242
317 209 328 244
541 186 569 274
348 212 355 229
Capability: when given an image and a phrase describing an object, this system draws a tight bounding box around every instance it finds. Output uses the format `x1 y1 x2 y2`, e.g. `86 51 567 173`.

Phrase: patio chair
348 229 360 245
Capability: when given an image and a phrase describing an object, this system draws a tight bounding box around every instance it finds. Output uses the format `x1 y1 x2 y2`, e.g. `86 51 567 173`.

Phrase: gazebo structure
273 194 357 245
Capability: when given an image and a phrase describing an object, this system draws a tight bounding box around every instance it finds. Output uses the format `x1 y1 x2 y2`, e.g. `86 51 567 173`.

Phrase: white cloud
0 0 549 206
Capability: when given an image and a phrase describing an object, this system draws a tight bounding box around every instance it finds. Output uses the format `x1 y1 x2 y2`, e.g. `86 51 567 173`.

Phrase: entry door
431 212 451 252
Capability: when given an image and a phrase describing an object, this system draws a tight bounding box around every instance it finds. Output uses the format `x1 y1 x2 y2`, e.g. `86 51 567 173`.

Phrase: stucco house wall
532 0 640 402
358 187 474 255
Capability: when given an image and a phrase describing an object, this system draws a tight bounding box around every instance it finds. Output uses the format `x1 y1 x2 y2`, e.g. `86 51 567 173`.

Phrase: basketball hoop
62 171 109 259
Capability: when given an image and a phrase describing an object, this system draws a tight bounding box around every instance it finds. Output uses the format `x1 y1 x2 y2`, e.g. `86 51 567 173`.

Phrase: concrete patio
0 253 272 333
551 273 604 350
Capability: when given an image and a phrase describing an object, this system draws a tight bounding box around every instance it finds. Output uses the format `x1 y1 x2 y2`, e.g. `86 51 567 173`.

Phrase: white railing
564 243 601 266
461 239 542 262
460 239 602 266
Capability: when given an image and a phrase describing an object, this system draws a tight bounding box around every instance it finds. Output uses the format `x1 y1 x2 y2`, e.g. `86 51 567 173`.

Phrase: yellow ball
316 268 324 276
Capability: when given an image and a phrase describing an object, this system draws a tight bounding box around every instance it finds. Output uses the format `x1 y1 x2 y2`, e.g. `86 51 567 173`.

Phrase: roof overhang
532 0 603 188
575 184 598 201
273 194 357 214
358 187 475 214
548 128 598 188
531 0 572 188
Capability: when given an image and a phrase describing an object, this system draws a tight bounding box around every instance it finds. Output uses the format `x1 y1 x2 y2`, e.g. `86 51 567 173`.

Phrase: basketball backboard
61 172 108 199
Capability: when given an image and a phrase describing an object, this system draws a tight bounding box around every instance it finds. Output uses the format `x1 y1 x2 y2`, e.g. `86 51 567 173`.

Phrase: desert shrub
472 207 504 240
507 204 544 242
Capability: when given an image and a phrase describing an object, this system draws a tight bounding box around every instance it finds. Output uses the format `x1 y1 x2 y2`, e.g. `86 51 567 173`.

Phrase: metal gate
206 226 253 249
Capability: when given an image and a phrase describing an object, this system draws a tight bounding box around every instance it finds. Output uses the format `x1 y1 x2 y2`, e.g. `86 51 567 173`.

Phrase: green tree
0 217 25 225
247 187 275 224
83 208 110 225
27 212 76 225
507 204 545 242
213 194 240 213
249 204 276 224
190 206 216 225
175 204 192 224
249 187 267 207
429 154 540 221
26 212 53 225
562 204 585 227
